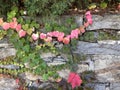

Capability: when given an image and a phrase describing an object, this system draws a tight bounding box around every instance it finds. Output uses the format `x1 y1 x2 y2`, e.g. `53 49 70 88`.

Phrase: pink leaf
18 29 26 38
62 36 70 44
57 36 64 42
44 36 52 42
68 72 82 89
9 21 17 29
40 33 47 39
16 24 21 32
85 11 93 25
70 29 80 39
32 33 39 41
2 22 10 30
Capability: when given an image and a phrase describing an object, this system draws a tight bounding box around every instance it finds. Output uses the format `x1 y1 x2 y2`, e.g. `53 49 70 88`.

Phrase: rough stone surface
0 64 19 69
23 72 42 81
74 40 120 83
93 82 120 90
98 40 117 45
57 69 70 79
41 53 68 66
0 38 16 59
94 55 120 82
75 15 120 30
0 77 19 90
76 64 89 73
110 83 120 90
0 48 16 59
74 41 120 55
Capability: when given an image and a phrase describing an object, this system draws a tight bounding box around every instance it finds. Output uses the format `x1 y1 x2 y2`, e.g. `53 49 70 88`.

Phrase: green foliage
0 0 18 17
24 0 75 16
79 30 120 42
0 0 120 18
3 8 78 80
79 31 95 42
44 17 77 34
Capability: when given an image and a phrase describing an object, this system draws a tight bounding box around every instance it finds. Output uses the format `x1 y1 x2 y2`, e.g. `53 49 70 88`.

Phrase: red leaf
16 78 19 84
67 72 82 89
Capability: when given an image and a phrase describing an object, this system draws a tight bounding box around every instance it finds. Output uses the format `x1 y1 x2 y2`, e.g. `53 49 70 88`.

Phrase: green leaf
22 24 29 30
22 56 29 63
7 10 16 21
28 53 35 59
100 2 107 9
26 28 33 35
23 45 30 53
0 30 7 40
30 62 36 67
35 67 41 74
40 62 47 69
18 17 24 24
48 71 55 76
43 74 49 81
88 3 96 9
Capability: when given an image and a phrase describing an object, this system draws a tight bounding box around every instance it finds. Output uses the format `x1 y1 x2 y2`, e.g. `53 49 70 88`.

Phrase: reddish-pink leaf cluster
32 33 39 41
0 11 92 44
85 11 93 25
1 18 25 38
68 72 82 89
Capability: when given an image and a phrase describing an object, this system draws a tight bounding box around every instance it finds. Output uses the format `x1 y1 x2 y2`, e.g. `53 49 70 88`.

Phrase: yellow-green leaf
88 3 96 9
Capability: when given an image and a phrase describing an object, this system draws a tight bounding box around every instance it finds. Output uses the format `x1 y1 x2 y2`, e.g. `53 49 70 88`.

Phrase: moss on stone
79 30 120 42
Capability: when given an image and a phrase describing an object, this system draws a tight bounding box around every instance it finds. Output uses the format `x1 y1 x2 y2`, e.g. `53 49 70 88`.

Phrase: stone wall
1 14 120 90
74 40 120 90
74 14 120 90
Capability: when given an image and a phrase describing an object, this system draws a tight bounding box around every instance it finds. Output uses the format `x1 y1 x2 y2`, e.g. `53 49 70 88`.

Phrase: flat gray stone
94 83 111 90
0 64 19 69
76 64 89 73
93 55 120 70
0 48 16 59
94 84 106 90
74 41 120 55
0 39 16 59
87 55 120 82
110 83 120 90
41 53 68 66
